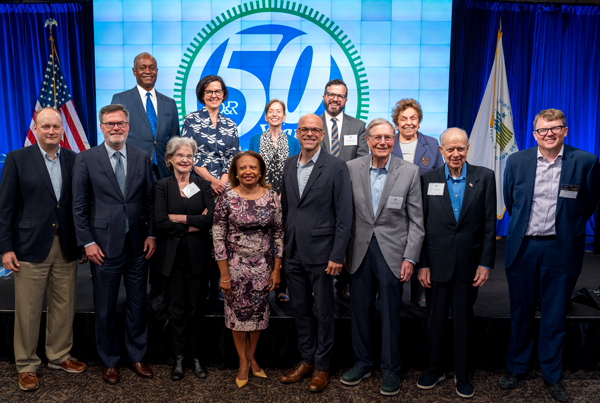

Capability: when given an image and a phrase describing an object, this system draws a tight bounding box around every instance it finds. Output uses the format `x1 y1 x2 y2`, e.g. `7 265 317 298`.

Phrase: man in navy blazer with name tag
72 104 156 385
111 52 179 180
417 128 496 399
500 109 600 402
280 113 352 392
0 108 87 391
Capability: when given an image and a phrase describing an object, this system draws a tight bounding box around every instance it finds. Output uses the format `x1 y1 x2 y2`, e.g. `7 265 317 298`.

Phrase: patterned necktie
330 117 340 157
146 92 157 164
114 151 128 232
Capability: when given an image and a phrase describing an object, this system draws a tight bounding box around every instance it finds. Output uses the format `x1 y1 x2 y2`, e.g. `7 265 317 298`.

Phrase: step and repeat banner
93 0 451 149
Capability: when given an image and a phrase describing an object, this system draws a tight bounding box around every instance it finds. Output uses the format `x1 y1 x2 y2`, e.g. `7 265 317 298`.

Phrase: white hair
439 127 469 147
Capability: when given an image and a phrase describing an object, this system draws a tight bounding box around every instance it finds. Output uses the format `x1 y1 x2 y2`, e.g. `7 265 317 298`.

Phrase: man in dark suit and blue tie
111 52 179 181
0 108 87 391
280 113 353 392
72 104 156 385
500 109 600 402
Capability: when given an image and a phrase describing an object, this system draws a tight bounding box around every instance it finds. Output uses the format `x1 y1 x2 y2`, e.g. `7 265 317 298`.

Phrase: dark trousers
350 236 403 376
285 251 335 371
505 237 578 383
426 270 478 383
167 247 207 359
91 235 148 368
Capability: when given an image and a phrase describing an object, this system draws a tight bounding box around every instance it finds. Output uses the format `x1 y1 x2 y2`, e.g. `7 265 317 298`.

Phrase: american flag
25 52 90 152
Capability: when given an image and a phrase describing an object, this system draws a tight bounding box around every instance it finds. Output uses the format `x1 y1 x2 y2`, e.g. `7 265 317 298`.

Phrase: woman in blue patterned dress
181 75 240 196
212 151 284 388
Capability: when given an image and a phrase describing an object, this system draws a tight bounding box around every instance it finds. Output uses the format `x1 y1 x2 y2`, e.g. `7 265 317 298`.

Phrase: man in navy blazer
72 104 156 385
500 109 600 402
0 108 86 391
280 113 352 392
111 52 179 180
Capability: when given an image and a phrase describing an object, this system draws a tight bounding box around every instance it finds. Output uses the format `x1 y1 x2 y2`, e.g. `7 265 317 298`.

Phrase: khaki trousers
13 235 77 373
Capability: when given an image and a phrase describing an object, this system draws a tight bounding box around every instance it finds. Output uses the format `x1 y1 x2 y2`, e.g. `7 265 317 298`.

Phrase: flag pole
489 19 503 128
45 19 58 108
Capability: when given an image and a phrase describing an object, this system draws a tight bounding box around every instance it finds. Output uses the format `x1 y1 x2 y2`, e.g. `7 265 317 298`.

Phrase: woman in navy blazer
152 137 215 381
248 100 300 303
391 98 444 175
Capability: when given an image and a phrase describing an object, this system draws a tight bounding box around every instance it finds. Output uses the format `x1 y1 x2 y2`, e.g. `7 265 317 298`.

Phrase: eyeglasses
369 135 395 143
297 127 323 135
534 126 565 136
101 121 128 129
205 90 223 97
325 92 347 101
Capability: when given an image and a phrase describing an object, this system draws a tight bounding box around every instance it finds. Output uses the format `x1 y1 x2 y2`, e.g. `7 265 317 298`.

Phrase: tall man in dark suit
72 104 156 385
319 78 368 300
342 118 424 396
111 52 179 180
417 128 496 399
280 113 353 392
500 109 600 402
0 108 87 391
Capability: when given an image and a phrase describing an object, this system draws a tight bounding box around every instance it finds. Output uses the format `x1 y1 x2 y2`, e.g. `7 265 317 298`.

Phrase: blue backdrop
0 2 97 166
449 0 600 239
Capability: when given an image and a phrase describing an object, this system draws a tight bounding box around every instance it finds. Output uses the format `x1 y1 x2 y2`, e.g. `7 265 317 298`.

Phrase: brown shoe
130 362 153 378
48 357 87 373
309 370 330 392
18 372 39 391
280 362 315 383
102 367 119 385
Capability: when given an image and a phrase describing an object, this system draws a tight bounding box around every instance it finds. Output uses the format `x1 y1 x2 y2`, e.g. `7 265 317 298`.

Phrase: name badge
386 196 404 209
427 183 445 196
559 185 579 199
344 134 358 146
182 182 200 198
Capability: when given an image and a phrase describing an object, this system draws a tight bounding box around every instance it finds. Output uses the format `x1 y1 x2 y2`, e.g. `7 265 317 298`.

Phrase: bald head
439 127 468 148
34 107 62 125
296 113 325 155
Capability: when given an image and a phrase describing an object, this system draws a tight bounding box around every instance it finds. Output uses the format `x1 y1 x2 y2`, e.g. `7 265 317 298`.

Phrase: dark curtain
0 2 97 161
450 1 600 238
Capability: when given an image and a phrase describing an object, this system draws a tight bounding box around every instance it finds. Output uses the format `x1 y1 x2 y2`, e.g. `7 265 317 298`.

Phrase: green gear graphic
174 0 370 123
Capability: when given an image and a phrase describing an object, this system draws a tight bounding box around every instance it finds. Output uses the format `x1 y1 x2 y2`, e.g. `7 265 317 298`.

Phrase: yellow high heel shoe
252 368 267 378
236 377 248 388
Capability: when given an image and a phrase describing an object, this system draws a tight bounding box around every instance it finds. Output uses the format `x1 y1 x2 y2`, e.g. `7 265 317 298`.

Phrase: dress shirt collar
104 142 127 159
370 155 391 172
536 145 564 163
445 162 467 181
37 141 60 160
297 146 321 168
136 84 156 100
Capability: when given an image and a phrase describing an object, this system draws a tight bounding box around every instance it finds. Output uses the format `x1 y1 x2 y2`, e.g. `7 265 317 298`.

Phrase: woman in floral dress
212 151 284 388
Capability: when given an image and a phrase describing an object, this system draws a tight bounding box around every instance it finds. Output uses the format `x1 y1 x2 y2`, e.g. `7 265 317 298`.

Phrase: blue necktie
330 117 340 157
114 151 129 233
146 92 157 164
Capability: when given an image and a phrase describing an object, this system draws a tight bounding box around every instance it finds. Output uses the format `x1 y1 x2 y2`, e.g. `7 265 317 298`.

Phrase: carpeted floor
1 362 599 402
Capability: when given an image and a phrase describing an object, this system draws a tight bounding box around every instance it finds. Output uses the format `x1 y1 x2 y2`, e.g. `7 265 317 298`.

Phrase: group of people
0 52 598 403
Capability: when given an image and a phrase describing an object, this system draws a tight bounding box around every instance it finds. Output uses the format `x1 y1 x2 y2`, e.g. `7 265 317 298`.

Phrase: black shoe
171 356 185 381
499 372 524 389
193 358 207 378
545 381 569 402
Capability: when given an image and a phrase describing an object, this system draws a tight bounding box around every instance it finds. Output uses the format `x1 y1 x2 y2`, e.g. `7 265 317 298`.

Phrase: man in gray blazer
111 52 179 180
342 118 425 396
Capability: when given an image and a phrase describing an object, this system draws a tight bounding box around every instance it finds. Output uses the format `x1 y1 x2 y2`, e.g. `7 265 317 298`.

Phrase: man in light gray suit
319 79 369 162
111 52 179 180
341 118 425 396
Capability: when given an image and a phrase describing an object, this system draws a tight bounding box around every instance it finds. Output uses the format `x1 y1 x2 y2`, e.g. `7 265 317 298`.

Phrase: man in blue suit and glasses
500 109 600 402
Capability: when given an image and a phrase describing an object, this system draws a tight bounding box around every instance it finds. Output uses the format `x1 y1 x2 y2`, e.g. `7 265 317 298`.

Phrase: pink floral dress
212 189 284 331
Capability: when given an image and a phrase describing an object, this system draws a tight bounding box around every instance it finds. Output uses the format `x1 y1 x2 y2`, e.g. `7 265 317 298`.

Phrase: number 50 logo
174 1 370 148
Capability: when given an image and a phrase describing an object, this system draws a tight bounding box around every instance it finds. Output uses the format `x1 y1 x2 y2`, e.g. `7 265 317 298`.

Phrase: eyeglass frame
534 125 565 137
297 127 324 135
324 92 347 101
204 89 224 97
100 121 129 129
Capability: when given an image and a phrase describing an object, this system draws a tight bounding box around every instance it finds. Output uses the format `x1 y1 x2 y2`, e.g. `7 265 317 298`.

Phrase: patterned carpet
1 362 599 402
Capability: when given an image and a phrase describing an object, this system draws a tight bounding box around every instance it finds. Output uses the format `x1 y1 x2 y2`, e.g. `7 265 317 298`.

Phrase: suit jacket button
297 208 300 212
52 223 56 227
57 204 60 208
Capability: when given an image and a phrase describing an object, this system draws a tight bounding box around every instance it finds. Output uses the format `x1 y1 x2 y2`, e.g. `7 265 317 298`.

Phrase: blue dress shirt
445 163 467 222
369 156 391 216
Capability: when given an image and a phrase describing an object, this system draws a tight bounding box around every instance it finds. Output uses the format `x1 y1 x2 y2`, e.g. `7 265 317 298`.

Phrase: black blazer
72 144 154 258
419 163 496 282
152 175 215 276
281 150 353 265
0 145 79 262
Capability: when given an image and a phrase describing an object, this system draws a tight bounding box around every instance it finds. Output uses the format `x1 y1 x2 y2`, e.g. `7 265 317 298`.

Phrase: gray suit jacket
111 87 180 179
319 113 368 162
346 155 425 278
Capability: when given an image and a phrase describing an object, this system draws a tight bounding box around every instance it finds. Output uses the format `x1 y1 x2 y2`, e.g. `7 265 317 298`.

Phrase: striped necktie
330 117 340 157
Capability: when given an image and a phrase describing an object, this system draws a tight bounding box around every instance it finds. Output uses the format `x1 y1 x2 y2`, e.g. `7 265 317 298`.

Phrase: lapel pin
469 183 473 187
